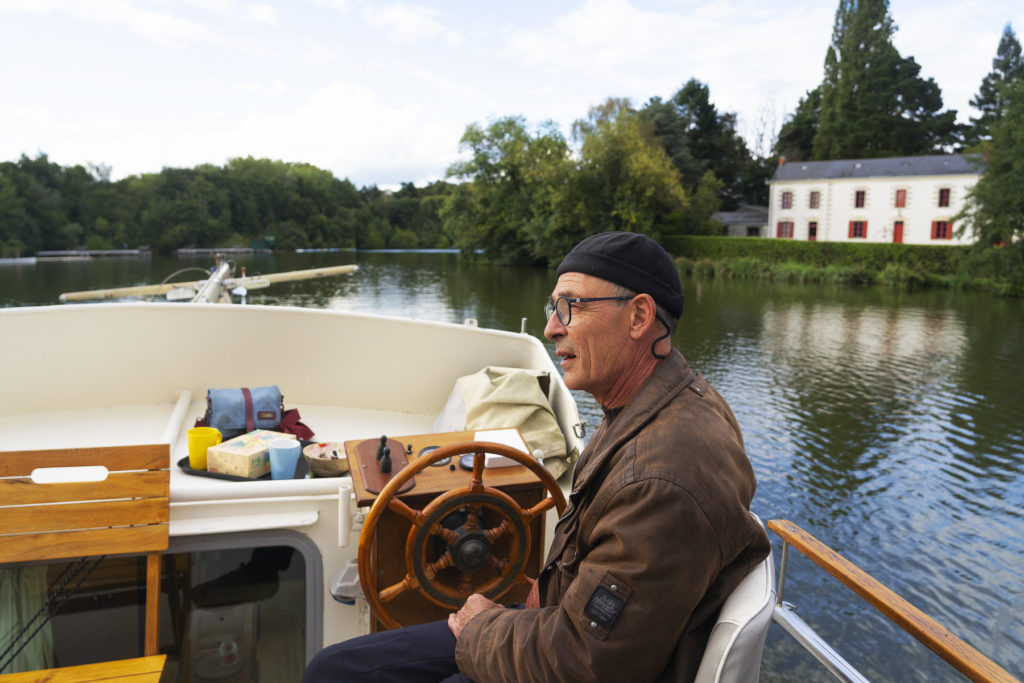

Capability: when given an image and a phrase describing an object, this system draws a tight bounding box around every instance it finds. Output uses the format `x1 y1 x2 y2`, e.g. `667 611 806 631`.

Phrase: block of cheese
207 429 296 479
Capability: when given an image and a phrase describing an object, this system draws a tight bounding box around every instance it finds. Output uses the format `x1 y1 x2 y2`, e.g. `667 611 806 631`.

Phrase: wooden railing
767 519 1020 683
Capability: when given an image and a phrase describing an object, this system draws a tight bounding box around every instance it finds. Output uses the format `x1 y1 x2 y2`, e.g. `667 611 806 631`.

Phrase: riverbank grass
666 236 1024 296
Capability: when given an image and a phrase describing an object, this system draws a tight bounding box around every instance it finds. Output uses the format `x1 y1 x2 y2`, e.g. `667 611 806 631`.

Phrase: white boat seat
694 514 776 683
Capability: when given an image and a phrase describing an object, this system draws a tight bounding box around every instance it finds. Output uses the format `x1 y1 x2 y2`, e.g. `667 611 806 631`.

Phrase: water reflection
680 282 1024 681
3 252 1023 680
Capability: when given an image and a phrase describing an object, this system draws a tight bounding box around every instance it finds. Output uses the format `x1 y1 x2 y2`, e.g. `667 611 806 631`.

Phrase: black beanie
555 232 684 317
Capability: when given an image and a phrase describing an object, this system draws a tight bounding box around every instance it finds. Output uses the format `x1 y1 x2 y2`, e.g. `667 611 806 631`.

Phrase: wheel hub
450 528 491 574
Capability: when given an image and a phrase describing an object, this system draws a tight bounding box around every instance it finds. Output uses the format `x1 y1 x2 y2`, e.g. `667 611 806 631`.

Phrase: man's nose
543 311 564 340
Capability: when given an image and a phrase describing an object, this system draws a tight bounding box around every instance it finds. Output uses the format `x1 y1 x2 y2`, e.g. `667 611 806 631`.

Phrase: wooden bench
0 444 169 679
0 655 166 682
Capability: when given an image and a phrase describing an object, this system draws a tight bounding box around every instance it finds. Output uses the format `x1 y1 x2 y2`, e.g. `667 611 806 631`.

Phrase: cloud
95 80 464 184
363 3 460 44
0 0 278 53
244 3 277 27
299 37 339 65
233 80 288 95
311 0 350 11
501 0 833 145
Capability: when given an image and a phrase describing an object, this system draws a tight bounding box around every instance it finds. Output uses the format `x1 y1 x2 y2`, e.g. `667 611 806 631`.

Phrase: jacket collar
571 349 697 493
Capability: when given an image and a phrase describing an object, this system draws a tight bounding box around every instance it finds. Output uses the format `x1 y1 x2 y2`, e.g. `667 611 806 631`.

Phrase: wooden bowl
303 442 349 477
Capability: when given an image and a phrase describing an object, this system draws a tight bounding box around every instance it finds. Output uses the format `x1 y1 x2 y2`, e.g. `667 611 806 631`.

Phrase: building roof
711 205 768 226
771 154 984 182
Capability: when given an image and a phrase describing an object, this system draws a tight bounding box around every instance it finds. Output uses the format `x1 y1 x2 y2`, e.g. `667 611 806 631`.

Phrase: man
304 231 769 682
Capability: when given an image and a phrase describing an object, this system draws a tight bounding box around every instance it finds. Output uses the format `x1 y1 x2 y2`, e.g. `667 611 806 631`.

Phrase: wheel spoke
379 575 419 603
387 497 424 526
432 526 458 545
464 504 482 532
487 554 508 573
425 551 455 578
470 452 486 492
484 519 513 544
522 497 555 523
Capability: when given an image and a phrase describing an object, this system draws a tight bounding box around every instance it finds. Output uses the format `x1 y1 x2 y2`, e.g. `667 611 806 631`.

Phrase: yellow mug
187 427 222 470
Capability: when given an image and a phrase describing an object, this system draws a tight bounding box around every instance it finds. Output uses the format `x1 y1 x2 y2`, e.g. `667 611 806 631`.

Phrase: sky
2 0 1022 188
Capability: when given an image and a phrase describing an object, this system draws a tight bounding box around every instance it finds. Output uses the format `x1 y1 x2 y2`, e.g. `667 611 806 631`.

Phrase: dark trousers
302 620 472 683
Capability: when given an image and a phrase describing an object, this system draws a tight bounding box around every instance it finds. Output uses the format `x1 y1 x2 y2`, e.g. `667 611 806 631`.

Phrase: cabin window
938 188 950 207
0 530 321 681
854 190 866 208
932 221 953 240
781 191 793 209
746 226 760 237
777 221 794 238
808 221 818 241
848 220 867 239
895 189 907 208
809 191 820 209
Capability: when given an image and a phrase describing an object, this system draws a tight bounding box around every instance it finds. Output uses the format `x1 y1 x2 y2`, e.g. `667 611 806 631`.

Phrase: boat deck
1 395 439 502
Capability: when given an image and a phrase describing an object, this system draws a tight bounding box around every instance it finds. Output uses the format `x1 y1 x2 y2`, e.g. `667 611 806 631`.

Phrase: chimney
778 156 786 166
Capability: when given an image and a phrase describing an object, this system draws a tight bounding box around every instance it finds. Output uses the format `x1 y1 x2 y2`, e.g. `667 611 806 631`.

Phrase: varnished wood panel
0 522 168 563
0 497 169 534
0 654 165 682
0 444 168 477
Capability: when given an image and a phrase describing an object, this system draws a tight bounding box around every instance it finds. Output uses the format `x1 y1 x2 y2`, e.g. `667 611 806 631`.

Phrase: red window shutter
849 221 854 238
932 221 937 239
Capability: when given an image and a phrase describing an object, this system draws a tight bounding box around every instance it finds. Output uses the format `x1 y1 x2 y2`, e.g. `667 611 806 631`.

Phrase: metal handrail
767 519 1020 683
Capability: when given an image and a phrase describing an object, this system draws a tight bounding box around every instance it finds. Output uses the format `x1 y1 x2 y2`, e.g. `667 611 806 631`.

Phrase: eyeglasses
543 296 634 326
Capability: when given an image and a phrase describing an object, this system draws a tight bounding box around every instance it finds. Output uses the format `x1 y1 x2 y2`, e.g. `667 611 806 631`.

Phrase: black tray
178 440 312 481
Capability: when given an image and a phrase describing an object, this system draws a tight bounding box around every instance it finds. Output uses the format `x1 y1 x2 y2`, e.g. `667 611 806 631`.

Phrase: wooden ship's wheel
357 441 566 629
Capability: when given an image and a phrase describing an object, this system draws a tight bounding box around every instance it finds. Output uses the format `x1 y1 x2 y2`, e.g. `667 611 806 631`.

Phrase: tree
639 80 754 208
968 23 1024 145
679 171 724 236
775 87 822 161
441 116 571 265
958 79 1024 254
812 0 959 159
562 101 689 252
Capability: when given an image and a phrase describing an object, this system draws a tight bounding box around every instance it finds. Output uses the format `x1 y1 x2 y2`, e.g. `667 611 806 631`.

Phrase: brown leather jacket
455 350 770 682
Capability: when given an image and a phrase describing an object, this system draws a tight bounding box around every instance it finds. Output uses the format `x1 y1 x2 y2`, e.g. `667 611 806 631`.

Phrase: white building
767 155 983 245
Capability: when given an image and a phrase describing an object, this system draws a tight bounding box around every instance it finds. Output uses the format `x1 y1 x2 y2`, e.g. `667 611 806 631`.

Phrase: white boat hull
0 302 582 668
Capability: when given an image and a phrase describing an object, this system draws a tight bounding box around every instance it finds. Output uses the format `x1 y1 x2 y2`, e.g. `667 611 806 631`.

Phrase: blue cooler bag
204 386 283 438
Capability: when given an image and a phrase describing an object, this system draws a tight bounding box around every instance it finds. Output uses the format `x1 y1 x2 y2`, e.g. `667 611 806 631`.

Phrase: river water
3 251 1023 681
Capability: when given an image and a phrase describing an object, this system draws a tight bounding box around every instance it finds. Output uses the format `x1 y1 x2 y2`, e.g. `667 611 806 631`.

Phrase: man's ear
628 294 659 339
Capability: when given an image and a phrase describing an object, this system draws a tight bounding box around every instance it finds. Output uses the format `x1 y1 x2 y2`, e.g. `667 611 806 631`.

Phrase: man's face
544 272 637 406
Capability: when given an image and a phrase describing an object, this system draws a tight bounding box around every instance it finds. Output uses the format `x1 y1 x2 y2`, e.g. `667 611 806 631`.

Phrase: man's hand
448 593 501 639
525 577 540 609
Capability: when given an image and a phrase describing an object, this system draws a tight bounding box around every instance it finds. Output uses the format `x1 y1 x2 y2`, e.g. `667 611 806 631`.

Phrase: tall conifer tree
812 0 958 159
968 23 1024 145
959 79 1024 252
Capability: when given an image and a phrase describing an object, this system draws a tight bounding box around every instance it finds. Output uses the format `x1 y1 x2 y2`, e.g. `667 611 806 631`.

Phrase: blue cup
269 439 301 480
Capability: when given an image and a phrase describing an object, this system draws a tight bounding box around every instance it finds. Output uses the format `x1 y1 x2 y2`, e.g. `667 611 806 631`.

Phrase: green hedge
662 236 1024 296
664 235 970 269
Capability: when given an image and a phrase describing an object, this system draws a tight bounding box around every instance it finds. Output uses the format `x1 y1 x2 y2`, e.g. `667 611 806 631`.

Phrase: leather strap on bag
242 387 255 433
